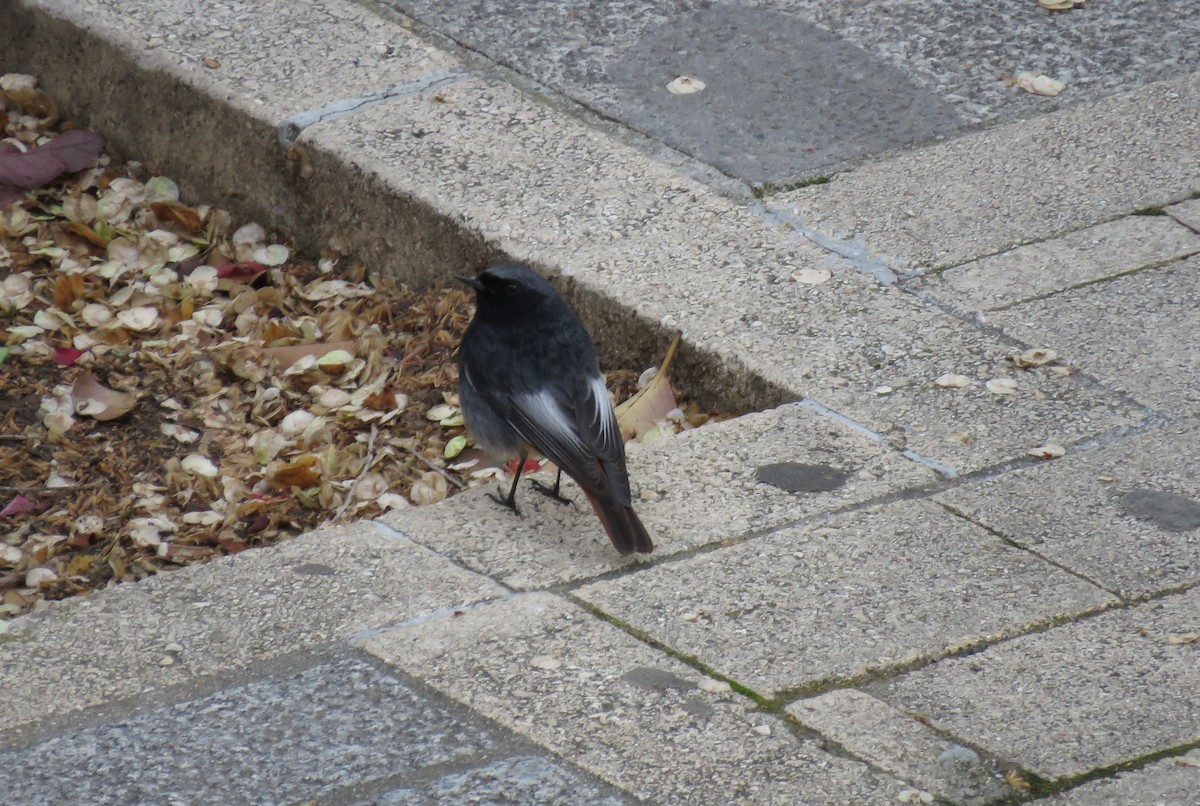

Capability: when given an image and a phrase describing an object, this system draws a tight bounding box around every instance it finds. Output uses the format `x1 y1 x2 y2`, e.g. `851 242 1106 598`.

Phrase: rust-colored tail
587 495 654 555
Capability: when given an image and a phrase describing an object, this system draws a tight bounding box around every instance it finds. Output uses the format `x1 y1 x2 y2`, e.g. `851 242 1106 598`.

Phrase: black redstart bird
456 263 654 555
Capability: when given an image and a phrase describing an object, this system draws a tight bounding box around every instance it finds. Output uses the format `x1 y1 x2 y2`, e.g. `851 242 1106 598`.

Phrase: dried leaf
1167 633 1199 645
986 378 1019 396
666 76 706 94
0 129 105 190
1004 770 1032 791
1015 72 1065 97
530 655 562 670
791 268 832 285
53 273 85 307
274 455 320 489
1 494 38 517
72 370 137 421
1027 443 1066 459
615 332 681 441
410 470 448 505
1008 348 1059 369
935 373 972 388
150 201 203 232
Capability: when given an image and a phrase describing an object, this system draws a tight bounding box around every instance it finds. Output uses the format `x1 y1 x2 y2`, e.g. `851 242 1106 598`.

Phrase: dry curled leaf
1027 443 1066 460
72 370 136 421
935 373 971 388
1015 72 1065 97
986 377 1019 396
666 76 706 94
1008 348 1059 368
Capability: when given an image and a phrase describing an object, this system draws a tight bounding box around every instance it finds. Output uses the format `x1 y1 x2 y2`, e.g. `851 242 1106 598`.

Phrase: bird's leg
488 454 526 515
531 468 574 507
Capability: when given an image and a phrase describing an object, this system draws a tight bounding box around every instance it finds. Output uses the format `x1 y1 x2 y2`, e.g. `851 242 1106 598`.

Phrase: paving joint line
276 68 468 147
752 200 902 285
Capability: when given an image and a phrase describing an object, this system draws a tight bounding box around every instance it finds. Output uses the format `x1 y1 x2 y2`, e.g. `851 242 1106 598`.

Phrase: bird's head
456 263 559 318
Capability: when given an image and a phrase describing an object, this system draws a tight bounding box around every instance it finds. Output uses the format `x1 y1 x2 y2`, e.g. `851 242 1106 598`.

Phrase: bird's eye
503 281 519 295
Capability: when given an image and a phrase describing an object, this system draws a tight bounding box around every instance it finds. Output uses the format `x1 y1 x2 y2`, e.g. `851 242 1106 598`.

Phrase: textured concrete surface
389 0 1200 181
367 755 631 805
988 255 1200 418
363 593 909 803
878 586 1200 782
919 214 1200 313
379 402 935 588
0 524 505 732
787 688 1008 805
937 422 1200 598
1036 750 1200 806
2 0 1199 802
1168 197 1200 232
575 500 1114 695
781 73 1200 271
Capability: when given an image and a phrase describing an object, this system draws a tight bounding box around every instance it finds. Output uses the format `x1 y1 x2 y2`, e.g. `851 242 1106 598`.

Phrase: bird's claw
530 479 575 507
487 486 521 516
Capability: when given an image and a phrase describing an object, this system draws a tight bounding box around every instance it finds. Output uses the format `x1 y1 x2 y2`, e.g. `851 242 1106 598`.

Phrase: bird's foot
531 479 575 507
487 486 521 516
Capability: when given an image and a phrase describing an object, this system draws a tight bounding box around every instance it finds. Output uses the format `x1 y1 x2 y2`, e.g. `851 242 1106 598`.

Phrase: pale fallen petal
1015 71 1065 97
181 453 219 477
666 76 706 94
1027 442 1066 460
116 305 161 331
791 268 832 285
410 471 448 505
80 302 113 327
530 655 562 670
986 377 1019 396
935 373 972 388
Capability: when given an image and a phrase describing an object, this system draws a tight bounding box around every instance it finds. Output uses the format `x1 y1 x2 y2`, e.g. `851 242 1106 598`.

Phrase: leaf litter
1 74 720 616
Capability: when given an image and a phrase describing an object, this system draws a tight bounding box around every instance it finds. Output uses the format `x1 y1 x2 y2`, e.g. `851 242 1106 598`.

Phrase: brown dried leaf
274 455 320 489
53 272 86 308
71 370 137 421
150 201 203 233
615 332 681 441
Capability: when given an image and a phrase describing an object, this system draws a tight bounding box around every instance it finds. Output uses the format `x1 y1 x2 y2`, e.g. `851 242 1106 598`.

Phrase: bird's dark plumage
456 263 653 555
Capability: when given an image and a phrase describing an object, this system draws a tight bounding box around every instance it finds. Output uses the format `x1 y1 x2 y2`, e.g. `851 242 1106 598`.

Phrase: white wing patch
517 389 585 451
589 375 618 447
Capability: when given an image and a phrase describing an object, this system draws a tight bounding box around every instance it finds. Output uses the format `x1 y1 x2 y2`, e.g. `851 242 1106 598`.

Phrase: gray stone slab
389 0 1200 180
1036 750 1200 806
600 5 962 183
0 655 498 806
574 500 1114 696
380 402 934 589
937 422 1200 598
787 689 1009 805
987 255 1200 417
1167 197 1200 232
363 593 910 803
919 215 1200 313
781 72 1200 271
21 0 458 121
0 523 506 732
713 283 1144 475
371 755 631 805
877 587 1200 781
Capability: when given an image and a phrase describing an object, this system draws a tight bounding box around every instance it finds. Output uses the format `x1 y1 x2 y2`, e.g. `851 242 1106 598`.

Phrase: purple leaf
1 494 38 517
0 129 105 190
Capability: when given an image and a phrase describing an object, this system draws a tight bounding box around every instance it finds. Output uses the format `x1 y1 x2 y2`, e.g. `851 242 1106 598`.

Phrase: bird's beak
455 274 484 291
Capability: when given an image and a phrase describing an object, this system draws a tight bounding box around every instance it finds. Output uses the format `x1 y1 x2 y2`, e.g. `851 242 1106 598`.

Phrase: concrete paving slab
787 688 1009 805
917 215 1200 313
574 500 1114 696
389 0 1200 181
937 422 1200 599
302 72 864 357
987 255 1200 417
0 655 501 805
22 0 458 121
0 523 506 732
1167 197 1200 233
379 402 935 589
362 592 910 804
368 755 632 805
877 587 1200 782
779 72 1200 271
1036 750 1200 806
719 284 1144 475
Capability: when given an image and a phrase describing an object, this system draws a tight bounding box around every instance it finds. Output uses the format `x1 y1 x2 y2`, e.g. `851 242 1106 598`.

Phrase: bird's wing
503 377 627 504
